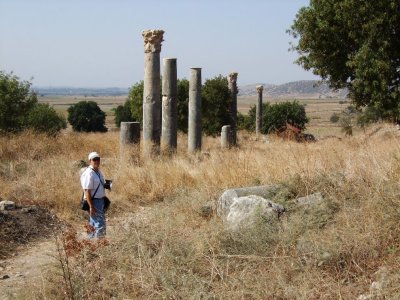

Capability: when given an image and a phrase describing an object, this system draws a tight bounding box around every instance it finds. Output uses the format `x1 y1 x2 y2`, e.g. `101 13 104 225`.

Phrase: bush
26 103 67 135
67 101 107 132
330 113 340 123
128 81 144 124
242 101 308 134
177 79 189 133
0 71 38 133
237 111 254 131
202 75 231 136
128 79 193 133
114 100 135 128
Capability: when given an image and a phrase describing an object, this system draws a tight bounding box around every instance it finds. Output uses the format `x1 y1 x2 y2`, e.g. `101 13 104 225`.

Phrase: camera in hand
104 179 112 190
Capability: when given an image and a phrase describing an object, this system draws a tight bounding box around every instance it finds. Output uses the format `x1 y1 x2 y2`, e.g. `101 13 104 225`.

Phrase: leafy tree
0 71 38 133
289 0 400 119
128 79 190 132
262 101 308 134
237 111 254 132
26 103 67 135
114 99 135 128
128 81 144 124
177 79 189 133
202 75 231 136
67 101 107 132
239 102 309 134
330 113 340 123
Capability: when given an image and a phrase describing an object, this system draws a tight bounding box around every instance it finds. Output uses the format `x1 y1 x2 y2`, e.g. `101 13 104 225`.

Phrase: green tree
128 79 190 132
177 79 189 133
289 1 400 120
240 102 308 134
67 101 107 132
128 81 144 124
114 99 135 128
202 75 231 136
26 103 67 135
0 71 38 133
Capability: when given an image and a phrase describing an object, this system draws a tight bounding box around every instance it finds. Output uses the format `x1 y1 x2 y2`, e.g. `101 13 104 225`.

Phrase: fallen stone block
226 195 284 230
0 200 15 211
217 184 282 217
296 192 324 206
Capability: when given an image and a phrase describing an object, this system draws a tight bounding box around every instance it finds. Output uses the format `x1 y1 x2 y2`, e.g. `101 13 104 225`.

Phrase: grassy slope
1 125 400 298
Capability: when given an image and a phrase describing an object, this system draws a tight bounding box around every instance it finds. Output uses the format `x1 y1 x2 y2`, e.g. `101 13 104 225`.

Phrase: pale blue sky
0 0 316 88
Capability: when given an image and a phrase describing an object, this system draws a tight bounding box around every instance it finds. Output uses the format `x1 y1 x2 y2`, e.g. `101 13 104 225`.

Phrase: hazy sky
0 0 317 88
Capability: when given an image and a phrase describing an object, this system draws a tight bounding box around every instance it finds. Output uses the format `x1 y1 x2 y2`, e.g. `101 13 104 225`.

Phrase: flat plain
40 95 347 137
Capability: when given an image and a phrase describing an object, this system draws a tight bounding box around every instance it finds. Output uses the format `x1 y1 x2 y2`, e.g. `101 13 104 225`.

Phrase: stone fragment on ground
217 184 283 217
0 200 15 211
226 195 285 230
295 192 324 206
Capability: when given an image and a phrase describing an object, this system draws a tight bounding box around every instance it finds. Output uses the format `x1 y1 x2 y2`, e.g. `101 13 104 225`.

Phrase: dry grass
2 124 400 299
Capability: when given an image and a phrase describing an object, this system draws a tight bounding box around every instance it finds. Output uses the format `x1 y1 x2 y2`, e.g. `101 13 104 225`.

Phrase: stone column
142 29 164 156
161 58 178 151
221 125 231 148
228 72 238 146
120 122 140 145
256 85 264 135
188 68 202 152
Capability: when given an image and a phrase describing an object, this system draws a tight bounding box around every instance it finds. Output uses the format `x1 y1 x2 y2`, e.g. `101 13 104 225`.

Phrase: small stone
296 193 324 206
1 274 10 280
14 273 24 278
21 206 37 213
0 200 15 211
200 203 214 219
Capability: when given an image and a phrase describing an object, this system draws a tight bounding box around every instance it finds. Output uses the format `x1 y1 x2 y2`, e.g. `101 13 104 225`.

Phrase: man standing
80 152 106 238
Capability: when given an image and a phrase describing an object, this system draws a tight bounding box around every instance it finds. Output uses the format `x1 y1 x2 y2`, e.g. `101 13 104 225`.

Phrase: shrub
67 101 107 132
202 75 231 136
0 71 37 134
330 113 340 123
128 81 144 124
25 103 67 135
114 100 135 128
242 101 309 134
128 79 190 132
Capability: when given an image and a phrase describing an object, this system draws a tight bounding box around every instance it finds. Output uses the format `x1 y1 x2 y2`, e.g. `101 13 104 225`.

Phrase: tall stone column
161 58 178 151
142 29 164 156
188 68 202 152
228 72 238 146
221 125 231 148
256 85 264 135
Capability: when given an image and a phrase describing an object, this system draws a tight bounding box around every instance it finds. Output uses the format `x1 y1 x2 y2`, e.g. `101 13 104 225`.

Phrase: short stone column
256 85 264 135
228 72 238 146
120 122 140 145
142 29 164 156
221 125 231 148
188 68 202 152
161 58 178 151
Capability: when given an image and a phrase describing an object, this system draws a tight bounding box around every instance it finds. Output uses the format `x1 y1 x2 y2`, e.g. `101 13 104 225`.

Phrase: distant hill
34 80 347 99
238 80 348 99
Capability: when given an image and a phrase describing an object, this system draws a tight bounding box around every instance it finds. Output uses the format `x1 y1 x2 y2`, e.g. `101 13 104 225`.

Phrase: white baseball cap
88 152 100 160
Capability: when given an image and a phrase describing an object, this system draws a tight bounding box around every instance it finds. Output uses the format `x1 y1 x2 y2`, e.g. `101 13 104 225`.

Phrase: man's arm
84 189 95 216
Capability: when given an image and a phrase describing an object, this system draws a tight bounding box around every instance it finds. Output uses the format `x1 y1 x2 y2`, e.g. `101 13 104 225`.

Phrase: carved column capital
228 72 238 83
256 85 264 93
228 72 238 94
142 29 164 53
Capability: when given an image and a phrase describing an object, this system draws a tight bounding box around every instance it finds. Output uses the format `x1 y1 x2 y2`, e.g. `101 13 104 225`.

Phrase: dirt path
0 239 57 300
0 207 150 300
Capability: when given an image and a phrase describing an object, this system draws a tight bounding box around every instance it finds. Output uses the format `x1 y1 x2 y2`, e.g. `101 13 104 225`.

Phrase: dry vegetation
2 125 400 299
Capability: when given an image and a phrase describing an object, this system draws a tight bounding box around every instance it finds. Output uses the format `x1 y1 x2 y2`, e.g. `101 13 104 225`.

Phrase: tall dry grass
2 125 400 298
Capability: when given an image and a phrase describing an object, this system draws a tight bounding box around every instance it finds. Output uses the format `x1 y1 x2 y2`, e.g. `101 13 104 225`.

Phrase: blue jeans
89 198 106 239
